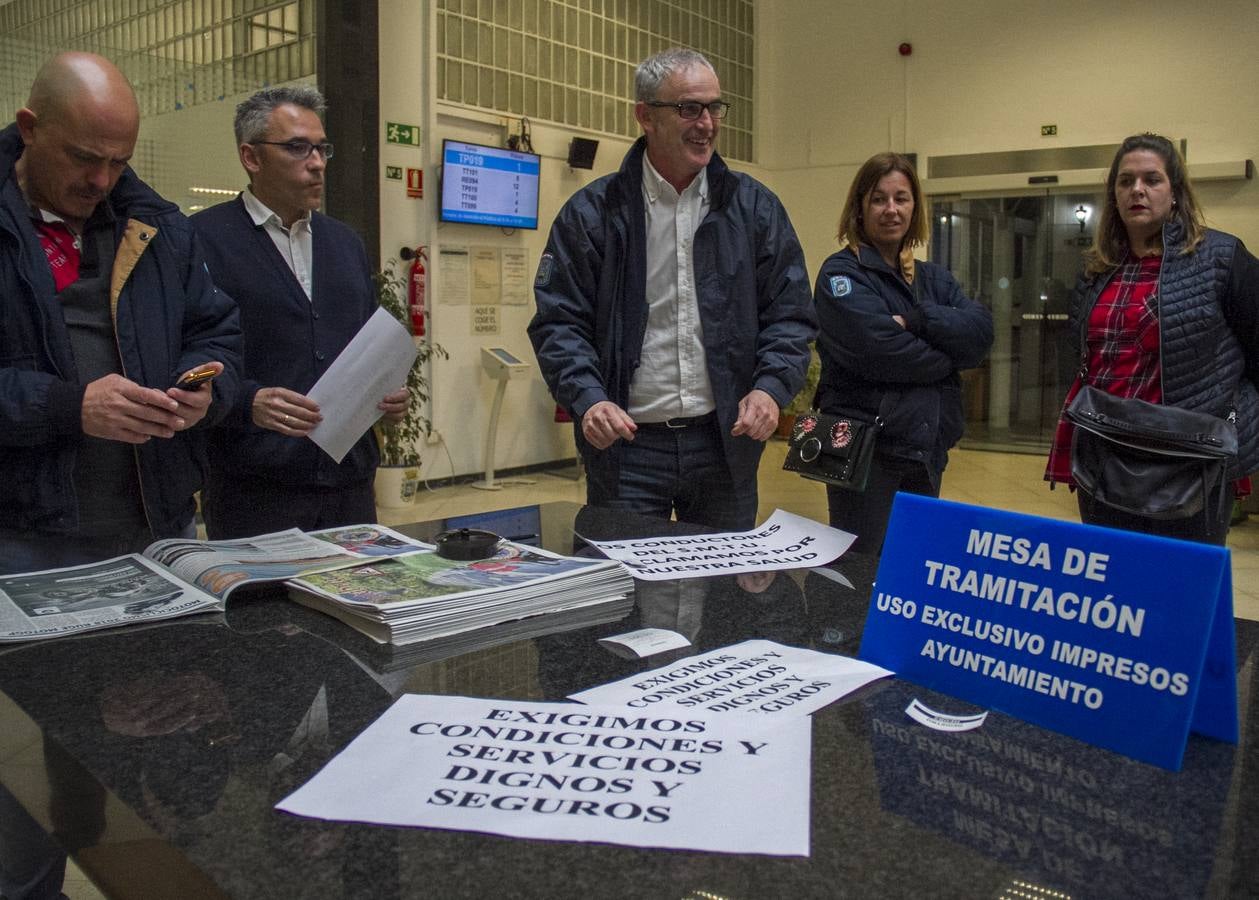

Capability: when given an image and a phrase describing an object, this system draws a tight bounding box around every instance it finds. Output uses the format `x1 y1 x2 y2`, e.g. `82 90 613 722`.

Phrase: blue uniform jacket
0 123 242 536
528 138 816 491
814 244 993 479
191 196 380 488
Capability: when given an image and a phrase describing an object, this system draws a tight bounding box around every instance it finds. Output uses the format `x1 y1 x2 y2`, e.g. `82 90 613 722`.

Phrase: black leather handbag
782 411 880 492
1066 385 1236 523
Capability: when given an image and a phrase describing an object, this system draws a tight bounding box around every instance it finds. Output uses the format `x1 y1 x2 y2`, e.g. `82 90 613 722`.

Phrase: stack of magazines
0 526 633 647
287 542 634 645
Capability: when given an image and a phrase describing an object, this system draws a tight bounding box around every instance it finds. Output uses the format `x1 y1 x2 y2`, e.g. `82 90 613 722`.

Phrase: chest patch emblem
829 275 852 298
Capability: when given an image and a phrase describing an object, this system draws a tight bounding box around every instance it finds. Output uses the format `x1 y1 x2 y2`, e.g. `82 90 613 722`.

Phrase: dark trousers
203 476 377 540
1076 486 1234 546
828 454 938 555
586 417 758 531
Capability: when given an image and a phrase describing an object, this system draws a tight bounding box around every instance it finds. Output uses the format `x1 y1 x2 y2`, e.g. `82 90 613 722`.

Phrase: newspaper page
0 555 221 642
288 541 634 644
0 524 431 642
146 525 431 600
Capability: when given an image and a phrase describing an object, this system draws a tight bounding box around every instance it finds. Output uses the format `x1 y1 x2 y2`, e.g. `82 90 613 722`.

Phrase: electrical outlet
426 430 443 446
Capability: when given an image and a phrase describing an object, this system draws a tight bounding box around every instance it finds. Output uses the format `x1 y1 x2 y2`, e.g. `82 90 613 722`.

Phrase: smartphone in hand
174 365 218 390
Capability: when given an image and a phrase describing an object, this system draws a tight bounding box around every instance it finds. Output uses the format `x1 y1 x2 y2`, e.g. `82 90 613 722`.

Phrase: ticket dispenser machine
475 347 532 490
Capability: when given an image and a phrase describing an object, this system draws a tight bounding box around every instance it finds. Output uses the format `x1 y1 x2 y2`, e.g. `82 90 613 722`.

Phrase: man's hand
166 361 225 430
252 386 322 436
581 400 637 450
377 387 410 425
731 388 779 441
82 374 187 443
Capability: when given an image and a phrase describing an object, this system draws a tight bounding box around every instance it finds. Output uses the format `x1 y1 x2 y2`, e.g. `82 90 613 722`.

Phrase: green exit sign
386 122 421 147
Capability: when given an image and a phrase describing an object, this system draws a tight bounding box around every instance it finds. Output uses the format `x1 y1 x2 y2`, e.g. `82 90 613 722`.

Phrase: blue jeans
827 453 938 555
586 417 758 531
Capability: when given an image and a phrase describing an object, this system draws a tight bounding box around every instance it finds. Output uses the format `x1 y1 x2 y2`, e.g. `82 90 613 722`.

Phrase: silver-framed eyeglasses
252 139 334 160
643 100 730 120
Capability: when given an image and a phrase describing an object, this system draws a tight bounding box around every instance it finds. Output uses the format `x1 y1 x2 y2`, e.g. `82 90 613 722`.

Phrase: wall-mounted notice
858 494 1236 770
277 694 811 856
500 247 530 305
436 246 469 305
470 246 501 306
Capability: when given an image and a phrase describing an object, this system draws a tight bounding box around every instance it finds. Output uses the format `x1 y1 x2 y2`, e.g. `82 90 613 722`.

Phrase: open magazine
0 525 430 642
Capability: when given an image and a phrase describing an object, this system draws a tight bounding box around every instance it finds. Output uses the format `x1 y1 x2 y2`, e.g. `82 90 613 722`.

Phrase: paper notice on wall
472 304 500 335
437 246 469 304
500 247 530 305
470 246 501 305
277 694 811 856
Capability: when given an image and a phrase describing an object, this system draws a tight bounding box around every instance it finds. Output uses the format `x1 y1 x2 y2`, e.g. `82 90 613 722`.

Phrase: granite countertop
0 503 1254 899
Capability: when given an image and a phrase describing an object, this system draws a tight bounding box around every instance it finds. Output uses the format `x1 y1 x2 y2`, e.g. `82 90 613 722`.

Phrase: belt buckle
664 417 688 429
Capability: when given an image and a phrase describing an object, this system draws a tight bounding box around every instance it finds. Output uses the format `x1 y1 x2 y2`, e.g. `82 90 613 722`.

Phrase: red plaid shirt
1045 254 1163 486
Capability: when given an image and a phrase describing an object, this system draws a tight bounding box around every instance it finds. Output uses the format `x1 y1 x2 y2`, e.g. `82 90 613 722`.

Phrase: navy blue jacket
191 196 379 488
1070 223 1259 480
814 245 993 479
528 138 816 490
0 123 242 536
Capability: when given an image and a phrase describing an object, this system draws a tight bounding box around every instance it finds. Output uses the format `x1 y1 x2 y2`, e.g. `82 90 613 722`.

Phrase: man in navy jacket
0 51 241 900
192 87 408 539
529 49 815 530
0 52 240 571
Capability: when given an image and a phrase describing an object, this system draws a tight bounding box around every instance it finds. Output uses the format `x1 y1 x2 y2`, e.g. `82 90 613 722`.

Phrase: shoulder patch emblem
535 252 555 287
829 275 852 298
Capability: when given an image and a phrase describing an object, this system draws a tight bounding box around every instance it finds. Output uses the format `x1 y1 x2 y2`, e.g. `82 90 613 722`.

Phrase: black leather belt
638 412 717 429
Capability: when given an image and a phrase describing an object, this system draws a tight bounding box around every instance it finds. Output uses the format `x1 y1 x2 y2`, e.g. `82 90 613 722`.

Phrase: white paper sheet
437 246 470 304
598 627 691 659
307 308 418 463
500 247 530 305
570 639 893 718
581 509 856 580
905 698 988 732
277 694 811 856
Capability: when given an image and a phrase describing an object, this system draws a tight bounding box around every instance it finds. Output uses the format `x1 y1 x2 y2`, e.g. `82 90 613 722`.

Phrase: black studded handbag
1066 385 1236 525
782 411 881 492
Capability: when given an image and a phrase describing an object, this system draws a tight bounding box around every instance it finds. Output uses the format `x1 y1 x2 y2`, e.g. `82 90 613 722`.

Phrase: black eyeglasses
644 100 730 120
252 139 334 160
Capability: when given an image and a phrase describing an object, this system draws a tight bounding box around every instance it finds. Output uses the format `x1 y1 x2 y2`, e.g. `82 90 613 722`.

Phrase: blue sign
858 494 1237 770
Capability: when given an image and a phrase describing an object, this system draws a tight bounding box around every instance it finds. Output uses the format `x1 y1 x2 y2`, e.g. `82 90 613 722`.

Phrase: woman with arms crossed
813 153 993 554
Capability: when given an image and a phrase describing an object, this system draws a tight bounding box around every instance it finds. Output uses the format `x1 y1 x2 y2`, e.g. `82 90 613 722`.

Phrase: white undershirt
242 187 314 301
628 154 715 421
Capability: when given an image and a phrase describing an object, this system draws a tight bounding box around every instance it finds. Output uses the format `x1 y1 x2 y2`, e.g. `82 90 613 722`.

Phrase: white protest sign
277 694 810 856
570 639 893 717
582 509 854 581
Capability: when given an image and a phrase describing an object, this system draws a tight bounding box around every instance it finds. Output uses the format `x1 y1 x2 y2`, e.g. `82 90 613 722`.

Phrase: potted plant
372 258 448 508
777 343 821 438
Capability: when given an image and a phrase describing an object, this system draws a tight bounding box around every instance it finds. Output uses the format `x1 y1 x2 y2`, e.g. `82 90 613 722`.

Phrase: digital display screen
439 139 541 230
490 348 523 365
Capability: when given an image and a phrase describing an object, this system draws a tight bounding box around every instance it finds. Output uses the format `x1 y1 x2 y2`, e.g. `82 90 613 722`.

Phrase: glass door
930 190 1102 452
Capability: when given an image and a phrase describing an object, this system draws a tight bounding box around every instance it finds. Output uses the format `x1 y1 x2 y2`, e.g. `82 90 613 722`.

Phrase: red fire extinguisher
407 246 427 337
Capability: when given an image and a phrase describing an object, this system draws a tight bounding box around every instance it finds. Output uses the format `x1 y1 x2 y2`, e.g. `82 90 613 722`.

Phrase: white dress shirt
242 187 314 300
627 155 716 422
